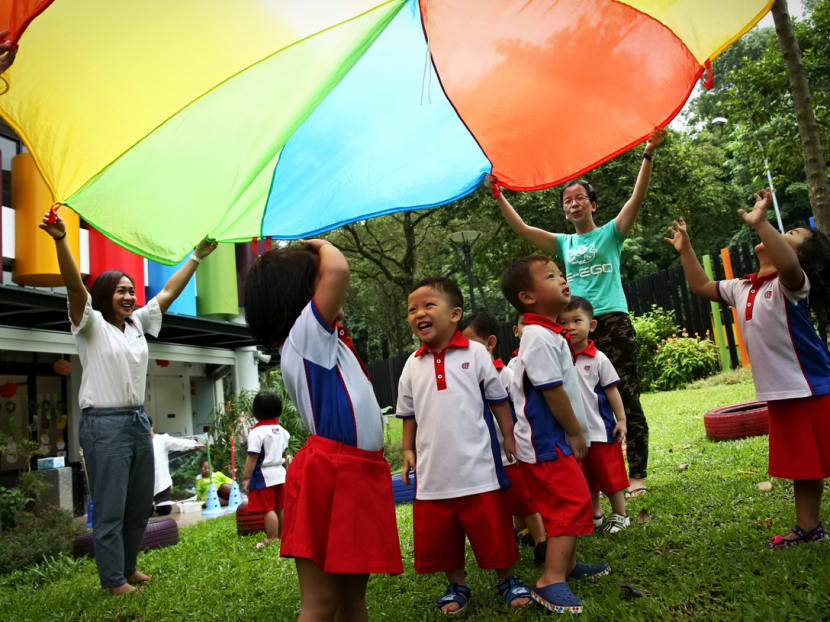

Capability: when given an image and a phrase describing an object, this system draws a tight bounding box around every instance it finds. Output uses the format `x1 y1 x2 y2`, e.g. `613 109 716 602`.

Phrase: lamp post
448 230 482 311
712 117 785 233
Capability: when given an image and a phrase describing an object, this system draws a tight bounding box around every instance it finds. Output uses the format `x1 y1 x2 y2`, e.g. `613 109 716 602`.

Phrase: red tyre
704 401 769 440
235 501 265 535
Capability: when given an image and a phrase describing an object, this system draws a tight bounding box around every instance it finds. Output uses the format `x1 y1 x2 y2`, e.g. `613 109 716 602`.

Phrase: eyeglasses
562 194 591 206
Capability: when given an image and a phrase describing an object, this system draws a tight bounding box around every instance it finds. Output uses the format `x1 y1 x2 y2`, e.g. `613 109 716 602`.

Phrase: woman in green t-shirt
491 128 665 499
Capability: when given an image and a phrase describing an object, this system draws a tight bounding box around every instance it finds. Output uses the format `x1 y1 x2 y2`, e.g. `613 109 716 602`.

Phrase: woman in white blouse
41 211 216 595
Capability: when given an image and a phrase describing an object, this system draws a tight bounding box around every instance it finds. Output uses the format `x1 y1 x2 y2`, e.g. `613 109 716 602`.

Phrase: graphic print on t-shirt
567 243 598 265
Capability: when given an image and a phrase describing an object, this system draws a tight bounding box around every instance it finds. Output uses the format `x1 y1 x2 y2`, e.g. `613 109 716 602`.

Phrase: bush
0 486 31 530
651 335 720 391
631 306 680 391
0 507 83 574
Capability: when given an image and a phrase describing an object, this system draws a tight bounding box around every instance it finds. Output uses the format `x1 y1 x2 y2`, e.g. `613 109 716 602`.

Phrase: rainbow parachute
1 0 773 263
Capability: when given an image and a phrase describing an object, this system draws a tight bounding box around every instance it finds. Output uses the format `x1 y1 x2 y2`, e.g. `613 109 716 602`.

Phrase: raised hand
737 188 772 229
645 128 667 154
193 238 218 259
39 208 66 240
664 218 691 254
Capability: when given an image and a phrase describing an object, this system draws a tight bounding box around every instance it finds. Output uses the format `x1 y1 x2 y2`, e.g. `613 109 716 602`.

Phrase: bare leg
495 563 530 607
333 573 370 622
296 558 343 622
538 535 576 586
440 567 467 613
591 491 602 517
218 483 231 507
794 479 823 533
607 490 627 517
264 510 279 541
524 512 547 545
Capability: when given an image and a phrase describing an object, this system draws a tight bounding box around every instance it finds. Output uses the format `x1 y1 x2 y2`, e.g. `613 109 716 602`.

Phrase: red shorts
519 449 593 537
280 435 403 574
503 463 537 516
768 394 830 480
413 489 518 573
247 484 284 513
581 441 629 494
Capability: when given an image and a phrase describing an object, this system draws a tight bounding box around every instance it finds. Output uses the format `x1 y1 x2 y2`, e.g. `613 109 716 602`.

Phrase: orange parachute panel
422 0 700 190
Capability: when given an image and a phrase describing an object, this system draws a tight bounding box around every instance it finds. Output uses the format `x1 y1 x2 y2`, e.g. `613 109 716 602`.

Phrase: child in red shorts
460 311 548 562
501 255 610 615
244 240 402 621
559 297 630 533
397 277 531 614
242 390 290 549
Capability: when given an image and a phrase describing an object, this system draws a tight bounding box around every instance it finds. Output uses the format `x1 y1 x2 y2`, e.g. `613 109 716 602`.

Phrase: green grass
2 380 829 620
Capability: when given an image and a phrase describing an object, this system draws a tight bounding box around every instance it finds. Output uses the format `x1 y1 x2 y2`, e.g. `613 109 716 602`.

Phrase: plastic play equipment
704 401 769 441
0 0 775 263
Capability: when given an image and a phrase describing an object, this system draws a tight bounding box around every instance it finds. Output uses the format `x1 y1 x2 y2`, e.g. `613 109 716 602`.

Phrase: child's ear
589 318 598 333
451 306 463 322
486 334 498 352
518 290 535 306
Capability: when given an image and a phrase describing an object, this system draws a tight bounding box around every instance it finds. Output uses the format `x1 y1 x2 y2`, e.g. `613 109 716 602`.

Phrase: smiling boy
396 277 531 614
501 255 609 615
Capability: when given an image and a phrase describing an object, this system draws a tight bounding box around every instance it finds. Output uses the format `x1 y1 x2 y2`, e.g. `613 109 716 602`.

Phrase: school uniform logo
584 365 591 371
764 291 773 299
461 362 470 370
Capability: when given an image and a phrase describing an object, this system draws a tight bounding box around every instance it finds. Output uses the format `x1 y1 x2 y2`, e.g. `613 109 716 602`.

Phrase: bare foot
109 583 138 595
126 570 152 584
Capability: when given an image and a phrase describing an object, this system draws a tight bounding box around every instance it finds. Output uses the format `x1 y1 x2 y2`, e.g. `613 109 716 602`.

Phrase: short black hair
562 296 594 319
500 254 551 312
410 276 463 309
252 390 283 421
459 311 499 339
89 270 135 326
244 246 319 346
560 179 597 205
513 311 525 326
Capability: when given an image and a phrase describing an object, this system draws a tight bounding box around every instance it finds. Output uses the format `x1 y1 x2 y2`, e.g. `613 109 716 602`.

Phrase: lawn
1 378 829 620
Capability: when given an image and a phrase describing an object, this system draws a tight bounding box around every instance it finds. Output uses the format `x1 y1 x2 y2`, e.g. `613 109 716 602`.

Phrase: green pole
205 434 214 481
702 255 729 372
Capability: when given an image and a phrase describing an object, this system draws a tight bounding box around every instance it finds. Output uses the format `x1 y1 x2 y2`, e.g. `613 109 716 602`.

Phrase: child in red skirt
242 390 290 549
559 297 630 533
244 240 402 620
460 311 548 562
667 188 830 548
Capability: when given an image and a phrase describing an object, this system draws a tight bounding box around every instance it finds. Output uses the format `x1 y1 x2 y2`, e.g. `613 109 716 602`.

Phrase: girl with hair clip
666 188 830 548
40 210 216 594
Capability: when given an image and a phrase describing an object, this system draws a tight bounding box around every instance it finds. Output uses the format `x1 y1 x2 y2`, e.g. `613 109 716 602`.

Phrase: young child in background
501 254 610 615
558 297 630 533
397 277 531 614
460 312 548 562
244 240 402 621
149 417 204 516
666 189 830 548
242 390 291 549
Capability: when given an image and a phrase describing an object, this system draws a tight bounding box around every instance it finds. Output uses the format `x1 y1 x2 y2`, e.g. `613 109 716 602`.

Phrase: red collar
742 271 778 288
511 348 519 359
572 340 597 358
252 417 280 429
522 312 567 335
415 331 469 357
493 358 505 370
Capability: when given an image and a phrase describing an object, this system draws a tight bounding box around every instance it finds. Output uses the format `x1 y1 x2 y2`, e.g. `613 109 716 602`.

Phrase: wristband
643 152 653 161
491 180 502 199
189 253 201 264
53 232 67 241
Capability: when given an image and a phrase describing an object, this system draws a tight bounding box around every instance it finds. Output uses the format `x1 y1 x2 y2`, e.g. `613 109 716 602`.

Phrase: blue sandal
497 576 532 607
531 582 583 614
567 561 611 581
766 522 828 549
436 583 471 615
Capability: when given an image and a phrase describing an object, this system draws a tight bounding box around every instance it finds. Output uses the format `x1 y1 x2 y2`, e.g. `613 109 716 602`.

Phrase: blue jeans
79 406 154 588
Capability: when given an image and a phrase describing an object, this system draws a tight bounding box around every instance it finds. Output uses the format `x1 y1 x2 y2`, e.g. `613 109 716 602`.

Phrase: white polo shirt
396 333 510 500
153 433 200 496
717 271 830 401
71 294 162 409
280 299 384 451
247 418 291 489
508 313 590 464
572 341 621 443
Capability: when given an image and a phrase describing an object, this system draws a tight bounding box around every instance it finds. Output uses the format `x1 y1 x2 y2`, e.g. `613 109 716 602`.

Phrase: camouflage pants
593 312 649 479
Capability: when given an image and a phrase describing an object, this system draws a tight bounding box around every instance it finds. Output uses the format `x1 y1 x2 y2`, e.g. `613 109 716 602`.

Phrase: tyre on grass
704 401 768 441
236 501 265 535
73 517 179 558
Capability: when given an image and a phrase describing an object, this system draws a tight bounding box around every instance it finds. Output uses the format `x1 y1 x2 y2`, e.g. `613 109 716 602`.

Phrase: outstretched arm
615 128 666 236
155 239 218 313
739 188 803 290
39 210 87 325
486 175 557 253
664 218 720 302
302 239 349 326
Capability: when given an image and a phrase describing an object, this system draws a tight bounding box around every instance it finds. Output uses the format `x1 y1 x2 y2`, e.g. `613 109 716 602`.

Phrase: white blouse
71 294 162 409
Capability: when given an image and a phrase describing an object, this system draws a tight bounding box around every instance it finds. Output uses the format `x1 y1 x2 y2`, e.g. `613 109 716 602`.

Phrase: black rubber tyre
704 401 769 440
73 517 179 558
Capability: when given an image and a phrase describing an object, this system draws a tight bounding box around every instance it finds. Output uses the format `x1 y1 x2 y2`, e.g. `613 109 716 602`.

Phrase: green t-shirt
196 471 233 500
555 220 628 315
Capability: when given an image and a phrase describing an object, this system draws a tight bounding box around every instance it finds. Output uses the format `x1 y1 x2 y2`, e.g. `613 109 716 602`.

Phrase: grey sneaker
593 514 605 529
604 513 630 534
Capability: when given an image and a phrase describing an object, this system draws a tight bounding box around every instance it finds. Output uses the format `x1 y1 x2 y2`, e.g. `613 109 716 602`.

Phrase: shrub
652 335 720 391
0 507 83 574
0 486 31 530
631 305 680 391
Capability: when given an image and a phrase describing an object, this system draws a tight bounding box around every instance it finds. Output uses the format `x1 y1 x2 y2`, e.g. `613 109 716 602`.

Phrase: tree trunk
771 0 830 232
